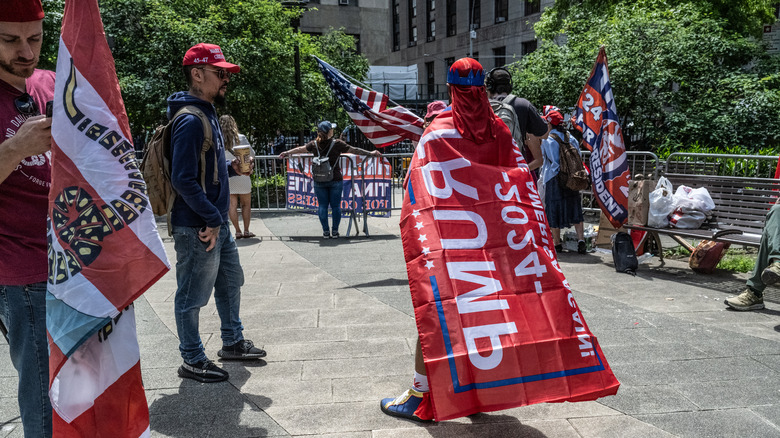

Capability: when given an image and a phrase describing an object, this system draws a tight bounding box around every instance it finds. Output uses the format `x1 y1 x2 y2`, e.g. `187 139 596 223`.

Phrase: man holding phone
0 1 55 436
167 43 265 383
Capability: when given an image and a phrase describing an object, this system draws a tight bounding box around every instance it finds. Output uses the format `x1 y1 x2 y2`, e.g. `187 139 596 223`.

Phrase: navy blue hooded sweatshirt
167 91 232 228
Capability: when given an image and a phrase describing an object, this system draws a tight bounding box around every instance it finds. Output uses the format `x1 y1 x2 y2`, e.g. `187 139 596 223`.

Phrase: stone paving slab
3 212 780 437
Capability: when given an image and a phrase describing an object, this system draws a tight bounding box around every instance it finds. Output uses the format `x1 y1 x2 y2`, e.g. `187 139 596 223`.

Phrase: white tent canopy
366 65 418 101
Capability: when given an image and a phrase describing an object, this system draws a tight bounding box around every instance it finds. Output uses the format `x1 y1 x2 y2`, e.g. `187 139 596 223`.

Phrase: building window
392 1 400 51
444 57 455 70
409 0 418 46
472 51 479 62
469 0 481 30
524 0 539 16
446 0 457 36
427 0 436 41
522 40 537 56
495 0 508 23
426 61 435 98
775 3 780 19
348 33 361 54
493 46 506 68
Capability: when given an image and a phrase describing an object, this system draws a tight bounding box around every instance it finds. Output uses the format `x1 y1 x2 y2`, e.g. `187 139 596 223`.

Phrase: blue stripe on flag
46 292 111 357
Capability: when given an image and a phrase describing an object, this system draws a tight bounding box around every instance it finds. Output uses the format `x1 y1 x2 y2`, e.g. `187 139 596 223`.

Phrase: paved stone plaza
2 212 779 437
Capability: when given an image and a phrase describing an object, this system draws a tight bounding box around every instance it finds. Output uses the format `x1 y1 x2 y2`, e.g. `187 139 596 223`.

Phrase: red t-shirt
0 69 55 285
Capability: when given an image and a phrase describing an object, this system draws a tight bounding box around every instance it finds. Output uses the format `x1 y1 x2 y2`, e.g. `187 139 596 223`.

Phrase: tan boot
724 289 764 311
760 262 780 286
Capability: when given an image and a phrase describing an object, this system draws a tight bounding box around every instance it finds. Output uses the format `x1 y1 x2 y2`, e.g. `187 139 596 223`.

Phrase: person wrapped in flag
279 120 382 238
168 43 266 383
0 1 55 435
381 58 619 422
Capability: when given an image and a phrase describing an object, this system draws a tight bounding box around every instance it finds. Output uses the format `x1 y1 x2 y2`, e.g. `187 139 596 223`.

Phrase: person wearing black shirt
485 67 549 179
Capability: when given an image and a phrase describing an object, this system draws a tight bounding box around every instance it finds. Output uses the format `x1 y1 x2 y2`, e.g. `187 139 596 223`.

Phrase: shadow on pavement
420 413 547 437
149 360 271 438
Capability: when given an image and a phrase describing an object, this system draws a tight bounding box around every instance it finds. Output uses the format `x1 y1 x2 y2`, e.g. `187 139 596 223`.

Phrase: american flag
315 56 424 147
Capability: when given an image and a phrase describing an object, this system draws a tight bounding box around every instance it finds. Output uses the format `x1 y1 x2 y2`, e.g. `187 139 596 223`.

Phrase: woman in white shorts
220 115 255 238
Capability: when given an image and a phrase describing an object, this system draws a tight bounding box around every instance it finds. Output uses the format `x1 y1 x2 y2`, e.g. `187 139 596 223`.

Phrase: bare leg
551 227 562 246
574 222 584 240
415 337 425 375
229 194 241 236
239 193 252 234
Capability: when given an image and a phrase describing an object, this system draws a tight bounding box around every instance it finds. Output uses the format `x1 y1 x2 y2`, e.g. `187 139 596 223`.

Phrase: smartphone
45 100 53 118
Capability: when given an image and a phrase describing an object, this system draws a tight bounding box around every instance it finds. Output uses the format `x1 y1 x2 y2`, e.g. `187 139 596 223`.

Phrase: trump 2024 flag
47 0 170 436
572 47 631 229
403 107 619 421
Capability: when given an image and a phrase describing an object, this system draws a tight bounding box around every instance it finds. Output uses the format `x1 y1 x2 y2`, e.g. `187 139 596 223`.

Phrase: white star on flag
415 222 424 230
425 260 435 270
421 247 431 255
418 234 427 243
412 210 421 218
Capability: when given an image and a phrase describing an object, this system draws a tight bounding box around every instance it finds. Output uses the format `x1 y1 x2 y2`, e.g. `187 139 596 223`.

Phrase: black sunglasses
14 93 40 116
197 67 232 80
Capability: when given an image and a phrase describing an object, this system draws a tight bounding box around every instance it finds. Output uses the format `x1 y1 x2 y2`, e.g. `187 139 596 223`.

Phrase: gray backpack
311 139 336 182
490 94 524 146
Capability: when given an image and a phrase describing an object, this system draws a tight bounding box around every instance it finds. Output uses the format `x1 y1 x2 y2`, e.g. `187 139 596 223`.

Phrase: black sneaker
555 244 563 253
178 360 229 383
577 240 587 254
218 339 267 360
323 231 330 238
331 232 340 239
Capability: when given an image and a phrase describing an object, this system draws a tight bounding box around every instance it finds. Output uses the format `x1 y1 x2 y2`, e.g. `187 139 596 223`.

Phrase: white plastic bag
648 177 675 228
668 207 708 229
672 185 715 213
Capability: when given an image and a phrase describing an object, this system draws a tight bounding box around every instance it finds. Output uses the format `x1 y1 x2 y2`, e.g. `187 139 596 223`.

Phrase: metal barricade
664 152 779 178
580 150 661 213
379 152 414 211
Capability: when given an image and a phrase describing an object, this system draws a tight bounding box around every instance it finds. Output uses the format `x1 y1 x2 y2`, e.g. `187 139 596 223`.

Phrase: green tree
515 0 780 151
39 0 369 146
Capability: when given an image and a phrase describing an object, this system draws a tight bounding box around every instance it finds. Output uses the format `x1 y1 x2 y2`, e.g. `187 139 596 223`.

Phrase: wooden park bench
624 173 780 259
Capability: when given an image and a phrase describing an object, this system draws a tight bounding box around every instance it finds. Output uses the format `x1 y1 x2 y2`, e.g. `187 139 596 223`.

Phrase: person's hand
198 226 219 251
370 150 382 158
231 158 253 176
8 115 52 158
278 151 288 159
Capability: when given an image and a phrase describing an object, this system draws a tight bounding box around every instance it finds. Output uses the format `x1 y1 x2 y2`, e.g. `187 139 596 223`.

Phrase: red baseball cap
0 0 44 22
182 43 240 73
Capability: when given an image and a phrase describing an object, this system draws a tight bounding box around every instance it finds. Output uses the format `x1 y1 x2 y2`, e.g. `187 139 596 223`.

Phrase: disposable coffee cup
232 145 252 173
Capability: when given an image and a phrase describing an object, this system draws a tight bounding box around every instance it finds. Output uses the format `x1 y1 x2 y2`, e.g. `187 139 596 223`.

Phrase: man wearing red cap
0 1 55 436
168 43 265 383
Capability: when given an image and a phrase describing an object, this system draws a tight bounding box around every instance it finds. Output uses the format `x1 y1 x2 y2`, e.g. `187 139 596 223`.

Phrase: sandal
243 231 255 238
235 231 244 239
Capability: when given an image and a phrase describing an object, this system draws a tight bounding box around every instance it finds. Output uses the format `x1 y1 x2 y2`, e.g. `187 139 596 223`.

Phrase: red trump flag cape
573 47 630 229
47 0 170 436
402 103 619 421
315 56 424 147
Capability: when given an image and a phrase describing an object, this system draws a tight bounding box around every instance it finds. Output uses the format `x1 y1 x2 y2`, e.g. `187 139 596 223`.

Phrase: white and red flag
47 0 170 436
314 56 424 147
403 101 619 420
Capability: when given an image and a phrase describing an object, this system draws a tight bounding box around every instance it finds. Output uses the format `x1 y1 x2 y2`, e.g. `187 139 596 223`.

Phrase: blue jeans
314 180 343 233
0 282 52 437
172 223 245 364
